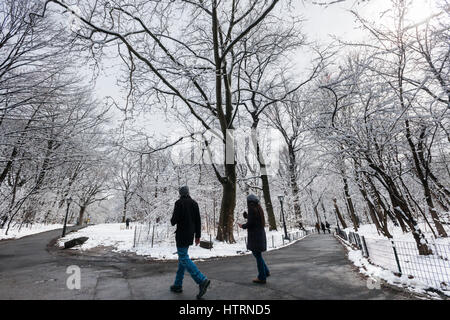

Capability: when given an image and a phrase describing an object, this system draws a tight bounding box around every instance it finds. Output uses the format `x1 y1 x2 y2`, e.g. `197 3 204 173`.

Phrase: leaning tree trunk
357 180 385 236
405 120 447 237
333 198 347 229
313 203 321 225
424 186 447 237
365 164 408 232
368 160 432 255
354 161 391 237
342 174 359 232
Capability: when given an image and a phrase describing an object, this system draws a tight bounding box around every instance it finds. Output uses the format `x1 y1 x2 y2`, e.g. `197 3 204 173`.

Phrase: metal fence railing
133 224 176 248
335 229 450 293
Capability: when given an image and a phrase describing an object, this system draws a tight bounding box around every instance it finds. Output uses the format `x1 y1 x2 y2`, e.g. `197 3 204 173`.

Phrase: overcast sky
92 0 440 140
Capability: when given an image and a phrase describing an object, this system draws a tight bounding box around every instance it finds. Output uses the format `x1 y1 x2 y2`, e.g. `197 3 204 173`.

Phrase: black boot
170 285 183 293
197 279 210 299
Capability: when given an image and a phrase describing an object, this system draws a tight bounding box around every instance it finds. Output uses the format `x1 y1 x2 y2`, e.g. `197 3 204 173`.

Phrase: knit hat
179 186 190 197
247 194 260 204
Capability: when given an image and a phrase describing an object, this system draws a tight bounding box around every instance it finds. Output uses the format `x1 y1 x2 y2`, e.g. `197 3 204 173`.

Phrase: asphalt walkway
0 230 413 299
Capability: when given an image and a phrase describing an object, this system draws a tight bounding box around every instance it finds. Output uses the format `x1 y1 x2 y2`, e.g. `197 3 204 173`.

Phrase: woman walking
239 194 270 284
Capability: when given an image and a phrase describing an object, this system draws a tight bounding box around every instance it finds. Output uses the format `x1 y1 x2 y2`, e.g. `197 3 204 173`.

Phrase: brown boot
252 278 266 284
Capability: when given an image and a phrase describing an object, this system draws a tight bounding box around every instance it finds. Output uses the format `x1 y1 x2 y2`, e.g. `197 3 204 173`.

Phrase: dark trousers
252 251 270 281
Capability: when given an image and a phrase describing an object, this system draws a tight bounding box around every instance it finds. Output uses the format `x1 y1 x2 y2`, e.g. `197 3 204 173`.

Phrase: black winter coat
170 196 201 247
242 205 267 252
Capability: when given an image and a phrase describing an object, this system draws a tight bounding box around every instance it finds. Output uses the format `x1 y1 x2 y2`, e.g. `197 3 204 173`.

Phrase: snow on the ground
339 223 450 298
343 222 450 246
345 246 443 298
0 223 69 240
57 223 310 260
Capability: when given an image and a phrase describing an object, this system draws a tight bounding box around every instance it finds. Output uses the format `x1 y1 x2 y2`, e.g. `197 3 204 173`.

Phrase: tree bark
253 125 277 231
342 175 359 231
77 206 86 226
367 159 432 255
260 172 277 230
333 198 347 229
122 196 128 223
216 164 236 243
288 144 302 221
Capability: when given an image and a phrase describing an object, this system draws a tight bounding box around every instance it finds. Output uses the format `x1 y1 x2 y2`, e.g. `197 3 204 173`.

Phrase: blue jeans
252 251 270 281
174 247 207 287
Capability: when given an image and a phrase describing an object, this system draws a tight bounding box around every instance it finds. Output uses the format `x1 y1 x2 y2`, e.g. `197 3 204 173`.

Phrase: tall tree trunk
212 2 237 243
122 195 128 223
354 159 392 237
342 174 359 231
313 203 320 224
287 144 302 220
78 206 86 226
357 179 384 236
368 159 432 255
260 173 277 230
4 165 22 236
365 166 408 232
216 164 236 243
252 126 277 230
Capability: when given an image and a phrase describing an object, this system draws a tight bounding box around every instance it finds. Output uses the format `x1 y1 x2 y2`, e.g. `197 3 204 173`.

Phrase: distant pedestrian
170 186 210 299
297 221 306 231
325 221 331 234
239 194 270 284
321 222 326 234
315 222 321 234
125 218 131 229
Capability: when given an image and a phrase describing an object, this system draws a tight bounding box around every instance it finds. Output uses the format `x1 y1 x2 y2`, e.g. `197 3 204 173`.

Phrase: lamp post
62 197 72 238
278 195 289 240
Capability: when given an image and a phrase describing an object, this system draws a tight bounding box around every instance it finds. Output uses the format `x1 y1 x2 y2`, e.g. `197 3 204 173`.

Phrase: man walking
170 186 210 299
